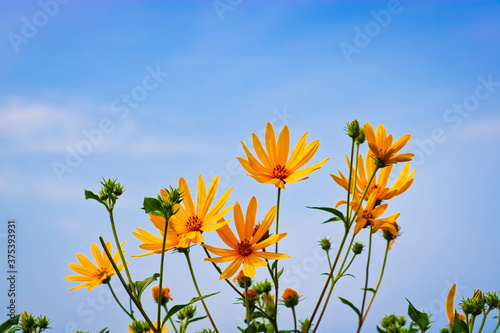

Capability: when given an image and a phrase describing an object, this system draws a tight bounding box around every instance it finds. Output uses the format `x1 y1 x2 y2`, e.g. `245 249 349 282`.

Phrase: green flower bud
352 242 364 255
253 279 272 294
485 291 499 309
319 237 331 251
356 129 366 144
300 318 312 333
440 328 451 333
347 120 361 139
36 315 50 330
183 305 197 320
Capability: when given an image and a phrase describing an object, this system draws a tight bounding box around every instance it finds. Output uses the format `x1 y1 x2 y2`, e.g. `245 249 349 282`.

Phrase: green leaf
135 273 160 300
143 197 163 214
453 313 468 333
0 315 19 333
376 326 385 333
98 328 110 333
406 298 431 332
164 292 219 323
187 315 207 324
338 296 361 320
277 267 285 279
322 216 341 224
361 287 376 293
84 189 104 205
307 206 346 222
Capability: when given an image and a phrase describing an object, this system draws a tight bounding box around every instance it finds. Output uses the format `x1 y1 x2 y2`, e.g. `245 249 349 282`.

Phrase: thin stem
274 187 282 331
492 308 500 333
291 306 298 333
361 239 390 323
313 244 358 333
184 251 220 333
306 229 349 332
99 237 157 333
476 308 491 333
107 282 134 319
203 247 278 331
163 304 179 333
469 315 476 332
349 166 379 227
245 279 251 327
357 226 373 333
158 212 172 333
345 138 356 222
107 209 137 299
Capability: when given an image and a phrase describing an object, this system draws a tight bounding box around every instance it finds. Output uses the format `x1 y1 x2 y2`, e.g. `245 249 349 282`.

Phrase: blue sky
1 0 500 332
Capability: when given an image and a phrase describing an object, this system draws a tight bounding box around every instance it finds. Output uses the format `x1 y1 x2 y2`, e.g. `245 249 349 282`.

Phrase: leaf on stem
143 197 163 215
339 296 361 320
84 189 104 205
163 292 219 323
307 206 346 224
135 273 161 300
406 298 432 332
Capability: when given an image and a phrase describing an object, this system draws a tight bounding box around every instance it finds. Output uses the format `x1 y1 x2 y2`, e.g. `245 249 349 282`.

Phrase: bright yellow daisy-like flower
364 122 414 167
237 122 329 189
331 153 415 203
169 175 233 248
353 193 400 236
132 213 181 257
203 196 289 280
65 241 126 292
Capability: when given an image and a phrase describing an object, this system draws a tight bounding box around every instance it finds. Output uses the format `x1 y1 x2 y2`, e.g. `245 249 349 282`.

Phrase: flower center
361 210 374 220
238 240 253 257
186 216 203 232
272 164 289 180
94 268 108 280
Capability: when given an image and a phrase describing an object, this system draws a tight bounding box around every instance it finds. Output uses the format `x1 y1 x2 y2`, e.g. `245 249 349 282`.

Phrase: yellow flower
169 175 233 248
237 122 329 189
446 283 466 324
331 153 415 202
363 122 414 167
65 241 126 292
203 196 289 280
353 193 400 235
132 213 181 257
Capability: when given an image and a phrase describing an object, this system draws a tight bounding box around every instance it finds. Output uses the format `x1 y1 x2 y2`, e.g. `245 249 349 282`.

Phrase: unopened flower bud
319 237 331 251
352 242 364 255
356 129 366 144
347 120 361 139
300 318 311 333
233 270 252 289
151 285 173 305
485 291 499 309
282 288 300 308
253 279 272 294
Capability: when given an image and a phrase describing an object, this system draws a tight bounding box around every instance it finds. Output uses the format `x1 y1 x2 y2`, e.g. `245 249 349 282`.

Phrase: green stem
163 304 179 333
245 279 251 327
476 308 491 333
361 239 390 323
349 166 379 227
469 315 476 332
203 247 278 331
492 308 500 333
274 187 282 332
107 208 137 299
158 212 172 333
313 242 358 333
291 306 298 333
99 237 157 333
357 226 373 333
184 251 219 333
107 282 134 319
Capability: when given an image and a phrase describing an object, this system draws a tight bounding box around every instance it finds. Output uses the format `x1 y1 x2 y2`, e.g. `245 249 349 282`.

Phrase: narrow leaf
307 206 346 222
406 298 431 332
0 315 19 333
338 296 361 320
84 189 104 204
164 292 219 322
322 217 341 224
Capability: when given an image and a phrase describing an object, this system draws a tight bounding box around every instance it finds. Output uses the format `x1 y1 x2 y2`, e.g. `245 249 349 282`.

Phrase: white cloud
0 100 88 154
